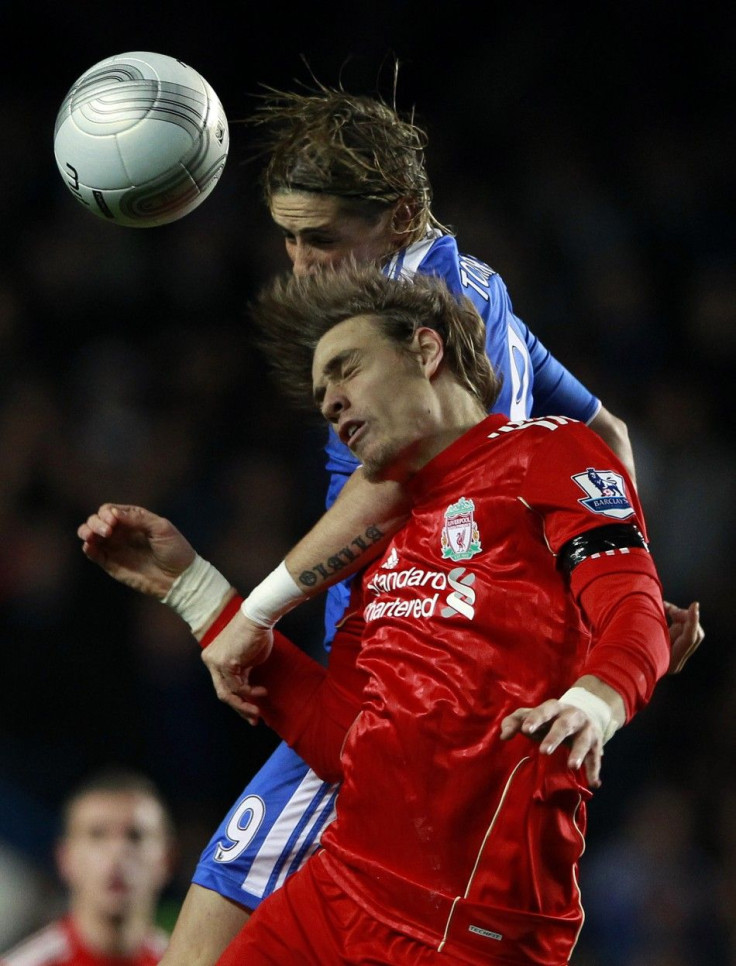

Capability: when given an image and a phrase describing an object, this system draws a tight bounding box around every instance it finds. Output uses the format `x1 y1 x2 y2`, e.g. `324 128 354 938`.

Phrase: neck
414 414 485 472
71 904 152 956
382 390 486 484
426 381 487 458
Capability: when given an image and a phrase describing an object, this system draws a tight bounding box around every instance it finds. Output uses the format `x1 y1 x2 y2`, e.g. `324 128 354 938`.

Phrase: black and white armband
559 524 648 576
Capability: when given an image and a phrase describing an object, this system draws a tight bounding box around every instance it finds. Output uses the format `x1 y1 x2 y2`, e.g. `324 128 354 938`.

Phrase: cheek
362 235 395 265
320 251 344 267
336 233 386 265
62 848 101 885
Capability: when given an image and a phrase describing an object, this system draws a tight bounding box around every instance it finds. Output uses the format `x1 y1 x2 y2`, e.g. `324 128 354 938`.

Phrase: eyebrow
275 222 336 238
313 348 360 406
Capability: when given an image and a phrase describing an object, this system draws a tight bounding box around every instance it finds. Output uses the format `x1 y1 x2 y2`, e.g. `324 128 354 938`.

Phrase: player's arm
519 329 702 674
587 405 636 485
193 467 410 712
76 490 396 721
576 407 704 672
501 533 670 787
508 301 636 482
283 466 410 594
504 428 670 785
78 469 410 604
242 614 366 782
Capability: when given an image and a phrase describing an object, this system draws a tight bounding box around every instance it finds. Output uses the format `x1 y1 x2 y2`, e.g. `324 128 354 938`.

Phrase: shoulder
388 233 512 313
486 415 614 480
512 415 624 473
486 414 585 445
141 928 169 960
1 921 71 966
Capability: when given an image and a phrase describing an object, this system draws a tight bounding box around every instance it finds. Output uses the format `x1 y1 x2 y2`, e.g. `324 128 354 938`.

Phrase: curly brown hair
246 78 449 241
250 261 500 414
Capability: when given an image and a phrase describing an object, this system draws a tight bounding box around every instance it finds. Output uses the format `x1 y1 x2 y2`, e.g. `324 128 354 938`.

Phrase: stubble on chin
361 463 382 483
359 441 397 483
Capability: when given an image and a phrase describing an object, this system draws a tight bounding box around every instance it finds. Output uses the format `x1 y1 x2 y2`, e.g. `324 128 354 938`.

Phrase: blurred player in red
0 769 175 966
80 265 671 963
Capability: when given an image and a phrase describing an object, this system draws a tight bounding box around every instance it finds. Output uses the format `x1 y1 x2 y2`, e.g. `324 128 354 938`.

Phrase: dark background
0 2 734 961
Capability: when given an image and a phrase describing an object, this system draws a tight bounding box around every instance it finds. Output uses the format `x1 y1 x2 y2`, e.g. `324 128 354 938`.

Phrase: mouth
339 420 365 449
106 874 132 895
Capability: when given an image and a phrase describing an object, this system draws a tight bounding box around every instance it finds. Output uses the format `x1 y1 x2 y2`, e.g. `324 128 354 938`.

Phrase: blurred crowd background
0 1 733 962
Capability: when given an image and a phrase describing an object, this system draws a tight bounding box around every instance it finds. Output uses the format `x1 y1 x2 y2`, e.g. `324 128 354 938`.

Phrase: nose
321 386 346 423
291 241 317 277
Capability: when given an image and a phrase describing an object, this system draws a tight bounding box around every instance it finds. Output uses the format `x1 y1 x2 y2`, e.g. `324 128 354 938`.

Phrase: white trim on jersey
384 229 443 280
1 922 70 966
239 769 338 899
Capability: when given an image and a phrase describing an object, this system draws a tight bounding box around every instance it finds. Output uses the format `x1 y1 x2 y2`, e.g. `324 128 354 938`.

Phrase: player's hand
201 610 274 722
665 600 704 674
77 503 195 598
500 700 604 789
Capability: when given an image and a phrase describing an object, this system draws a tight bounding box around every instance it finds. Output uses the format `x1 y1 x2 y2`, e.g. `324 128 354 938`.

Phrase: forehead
269 191 347 229
312 315 383 381
67 791 166 835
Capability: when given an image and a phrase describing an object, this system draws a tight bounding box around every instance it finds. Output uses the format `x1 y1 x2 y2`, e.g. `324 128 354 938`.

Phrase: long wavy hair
250 261 500 414
245 72 450 243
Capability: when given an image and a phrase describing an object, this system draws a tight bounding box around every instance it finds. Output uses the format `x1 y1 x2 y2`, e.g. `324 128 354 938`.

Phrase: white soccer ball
53 51 229 228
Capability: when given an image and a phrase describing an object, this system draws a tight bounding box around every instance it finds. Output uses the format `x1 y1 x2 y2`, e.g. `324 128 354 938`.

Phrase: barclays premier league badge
572 468 634 520
441 497 482 561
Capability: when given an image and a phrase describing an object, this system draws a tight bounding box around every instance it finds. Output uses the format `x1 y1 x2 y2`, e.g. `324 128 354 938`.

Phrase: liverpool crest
441 497 482 561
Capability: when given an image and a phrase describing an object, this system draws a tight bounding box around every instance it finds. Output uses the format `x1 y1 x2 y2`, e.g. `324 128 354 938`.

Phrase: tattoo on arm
298 525 384 589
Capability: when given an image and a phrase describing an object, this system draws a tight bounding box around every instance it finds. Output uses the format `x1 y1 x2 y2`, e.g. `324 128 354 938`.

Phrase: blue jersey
322 231 600 643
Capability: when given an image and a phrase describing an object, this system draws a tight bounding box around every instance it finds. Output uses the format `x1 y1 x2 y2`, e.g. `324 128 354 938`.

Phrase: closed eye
279 228 338 249
304 233 338 248
313 350 361 407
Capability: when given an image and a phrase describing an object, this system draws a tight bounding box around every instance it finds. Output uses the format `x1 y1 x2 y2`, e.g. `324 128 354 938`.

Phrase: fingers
77 505 126 543
499 707 533 740
217 684 267 726
76 505 141 566
665 600 704 674
204 661 267 725
231 684 268 726
501 700 603 788
77 504 156 540
500 700 568 743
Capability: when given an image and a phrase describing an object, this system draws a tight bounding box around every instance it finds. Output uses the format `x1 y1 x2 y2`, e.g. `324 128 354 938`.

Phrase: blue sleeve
465 267 600 424
415 238 600 423
525 325 601 424
481 273 600 423
324 424 359 483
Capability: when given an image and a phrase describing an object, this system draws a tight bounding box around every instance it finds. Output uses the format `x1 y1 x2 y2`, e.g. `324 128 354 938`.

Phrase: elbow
591 405 630 449
589 406 635 482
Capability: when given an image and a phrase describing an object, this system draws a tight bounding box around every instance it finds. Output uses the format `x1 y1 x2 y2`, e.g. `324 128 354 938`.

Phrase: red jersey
254 414 670 964
0 917 168 966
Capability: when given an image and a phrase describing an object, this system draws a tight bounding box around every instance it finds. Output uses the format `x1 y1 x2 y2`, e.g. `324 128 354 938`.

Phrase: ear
390 199 416 239
415 327 445 379
55 839 73 887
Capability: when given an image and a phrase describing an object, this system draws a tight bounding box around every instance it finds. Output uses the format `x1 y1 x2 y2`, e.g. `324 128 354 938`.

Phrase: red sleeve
520 420 648 551
249 608 367 783
570 549 670 719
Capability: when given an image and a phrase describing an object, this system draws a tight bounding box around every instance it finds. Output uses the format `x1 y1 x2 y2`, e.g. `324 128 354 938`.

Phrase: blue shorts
192 739 339 909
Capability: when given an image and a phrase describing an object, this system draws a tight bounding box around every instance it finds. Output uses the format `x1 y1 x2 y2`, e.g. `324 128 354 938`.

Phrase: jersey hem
191 866 262 912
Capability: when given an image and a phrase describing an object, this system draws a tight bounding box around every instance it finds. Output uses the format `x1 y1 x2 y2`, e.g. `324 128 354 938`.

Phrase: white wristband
162 554 231 635
241 561 307 629
559 686 619 745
